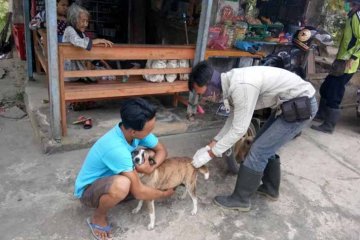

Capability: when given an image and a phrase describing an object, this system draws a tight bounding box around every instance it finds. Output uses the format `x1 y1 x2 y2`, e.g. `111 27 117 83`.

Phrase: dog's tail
198 165 209 180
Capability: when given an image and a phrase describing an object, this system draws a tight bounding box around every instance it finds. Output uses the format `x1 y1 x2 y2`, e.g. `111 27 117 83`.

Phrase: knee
243 148 271 172
109 176 131 200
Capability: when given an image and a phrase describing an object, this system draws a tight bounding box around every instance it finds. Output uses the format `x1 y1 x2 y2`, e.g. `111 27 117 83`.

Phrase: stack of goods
207 0 292 50
143 60 190 83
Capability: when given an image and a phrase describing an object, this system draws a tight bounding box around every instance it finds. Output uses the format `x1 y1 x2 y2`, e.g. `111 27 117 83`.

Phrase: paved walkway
0 108 359 240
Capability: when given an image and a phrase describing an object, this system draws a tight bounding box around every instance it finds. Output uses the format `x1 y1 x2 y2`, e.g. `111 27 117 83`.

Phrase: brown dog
132 150 209 230
233 136 254 163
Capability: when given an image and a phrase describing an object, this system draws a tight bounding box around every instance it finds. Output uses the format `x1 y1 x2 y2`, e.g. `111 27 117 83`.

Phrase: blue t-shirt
74 123 158 198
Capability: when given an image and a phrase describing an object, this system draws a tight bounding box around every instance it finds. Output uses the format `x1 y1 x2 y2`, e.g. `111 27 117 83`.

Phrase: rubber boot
313 98 326 122
213 165 262 211
311 107 341 134
257 155 280 201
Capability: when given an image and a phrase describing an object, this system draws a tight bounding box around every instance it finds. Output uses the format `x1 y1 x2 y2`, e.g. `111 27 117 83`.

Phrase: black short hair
188 61 214 91
120 98 156 131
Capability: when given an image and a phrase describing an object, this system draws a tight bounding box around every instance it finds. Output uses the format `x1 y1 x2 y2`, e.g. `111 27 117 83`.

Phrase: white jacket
212 66 316 157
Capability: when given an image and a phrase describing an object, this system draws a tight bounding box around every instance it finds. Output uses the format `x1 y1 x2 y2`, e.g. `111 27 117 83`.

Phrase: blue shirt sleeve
139 133 159 149
102 148 134 174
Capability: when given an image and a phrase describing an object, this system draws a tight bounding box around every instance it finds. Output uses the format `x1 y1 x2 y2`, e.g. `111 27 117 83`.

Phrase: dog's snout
134 157 141 164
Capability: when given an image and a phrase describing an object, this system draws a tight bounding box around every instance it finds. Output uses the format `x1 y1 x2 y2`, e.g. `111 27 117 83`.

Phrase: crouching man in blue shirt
74 98 174 240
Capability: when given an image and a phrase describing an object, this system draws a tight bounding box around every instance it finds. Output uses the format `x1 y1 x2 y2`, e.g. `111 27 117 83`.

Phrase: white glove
192 146 213 168
192 145 210 160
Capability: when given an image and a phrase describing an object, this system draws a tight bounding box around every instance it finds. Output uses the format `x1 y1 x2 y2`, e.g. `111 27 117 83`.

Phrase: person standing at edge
189 62 317 211
312 0 360 133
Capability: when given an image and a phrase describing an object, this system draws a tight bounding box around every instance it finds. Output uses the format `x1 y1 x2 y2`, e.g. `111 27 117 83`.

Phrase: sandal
86 217 112 240
84 119 92 129
72 115 91 125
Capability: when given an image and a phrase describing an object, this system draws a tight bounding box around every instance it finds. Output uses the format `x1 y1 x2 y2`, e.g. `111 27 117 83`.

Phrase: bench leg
173 93 179 107
61 101 67 136
35 57 42 73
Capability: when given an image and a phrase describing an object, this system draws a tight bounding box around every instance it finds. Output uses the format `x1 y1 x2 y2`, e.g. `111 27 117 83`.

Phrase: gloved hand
192 146 212 168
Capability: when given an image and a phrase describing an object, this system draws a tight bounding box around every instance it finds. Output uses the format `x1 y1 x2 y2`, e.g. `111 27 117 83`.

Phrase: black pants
319 73 353 109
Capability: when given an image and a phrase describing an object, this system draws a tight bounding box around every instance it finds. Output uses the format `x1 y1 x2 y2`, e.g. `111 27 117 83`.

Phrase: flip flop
86 217 112 240
72 116 91 125
84 119 93 129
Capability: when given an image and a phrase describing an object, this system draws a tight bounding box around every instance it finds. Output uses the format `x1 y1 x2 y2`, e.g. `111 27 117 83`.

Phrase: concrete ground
0 108 359 240
1 56 360 240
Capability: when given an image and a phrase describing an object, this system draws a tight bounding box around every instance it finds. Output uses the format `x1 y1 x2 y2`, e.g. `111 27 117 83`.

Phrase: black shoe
213 165 262 211
257 154 280 201
311 107 340 134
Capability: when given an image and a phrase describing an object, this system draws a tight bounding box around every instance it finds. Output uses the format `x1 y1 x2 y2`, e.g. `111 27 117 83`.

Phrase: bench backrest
58 44 195 79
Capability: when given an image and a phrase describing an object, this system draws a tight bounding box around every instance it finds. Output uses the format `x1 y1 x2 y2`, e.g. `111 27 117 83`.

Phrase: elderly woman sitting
62 3 113 83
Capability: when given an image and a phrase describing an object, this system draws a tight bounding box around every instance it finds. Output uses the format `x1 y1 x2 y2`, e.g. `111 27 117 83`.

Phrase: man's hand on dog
192 146 213 168
161 188 175 198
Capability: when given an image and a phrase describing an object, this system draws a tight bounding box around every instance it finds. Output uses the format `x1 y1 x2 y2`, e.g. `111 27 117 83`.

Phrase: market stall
25 0 315 140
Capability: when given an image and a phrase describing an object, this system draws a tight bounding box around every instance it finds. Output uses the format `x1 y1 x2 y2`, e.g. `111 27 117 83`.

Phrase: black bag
281 97 312 122
329 59 347 77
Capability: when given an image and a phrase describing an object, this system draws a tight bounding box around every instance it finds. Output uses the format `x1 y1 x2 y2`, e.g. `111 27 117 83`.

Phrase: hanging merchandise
207 25 229 50
225 22 236 47
216 0 239 24
235 21 248 41
293 28 312 51
244 0 259 18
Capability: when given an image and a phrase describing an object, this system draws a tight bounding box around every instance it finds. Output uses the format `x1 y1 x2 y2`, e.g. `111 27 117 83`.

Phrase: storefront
25 0 315 140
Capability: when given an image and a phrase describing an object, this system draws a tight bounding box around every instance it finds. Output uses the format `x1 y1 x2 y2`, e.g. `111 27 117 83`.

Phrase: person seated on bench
29 0 69 42
62 3 114 83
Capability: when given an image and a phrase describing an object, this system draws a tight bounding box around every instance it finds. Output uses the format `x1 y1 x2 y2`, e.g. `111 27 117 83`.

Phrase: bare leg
92 176 131 240
146 200 156 230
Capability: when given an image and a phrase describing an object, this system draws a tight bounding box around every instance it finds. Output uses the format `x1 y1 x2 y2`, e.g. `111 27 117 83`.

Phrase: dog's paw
191 209 198 215
179 194 187 200
147 223 155 230
132 208 140 214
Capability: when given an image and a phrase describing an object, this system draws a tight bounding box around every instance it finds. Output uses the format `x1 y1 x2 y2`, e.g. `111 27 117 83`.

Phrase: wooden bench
58 44 195 136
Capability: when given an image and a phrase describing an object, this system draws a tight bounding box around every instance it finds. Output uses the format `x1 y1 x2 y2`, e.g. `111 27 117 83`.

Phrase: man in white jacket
189 61 317 211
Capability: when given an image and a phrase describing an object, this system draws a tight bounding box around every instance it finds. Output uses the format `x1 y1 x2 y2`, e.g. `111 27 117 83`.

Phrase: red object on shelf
31 0 36 17
12 23 26 60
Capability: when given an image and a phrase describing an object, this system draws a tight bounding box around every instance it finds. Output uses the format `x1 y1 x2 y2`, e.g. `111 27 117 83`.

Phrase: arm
150 142 167 168
214 110 234 142
121 170 174 200
99 60 112 69
65 27 92 50
211 85 259 157
93 39 113 47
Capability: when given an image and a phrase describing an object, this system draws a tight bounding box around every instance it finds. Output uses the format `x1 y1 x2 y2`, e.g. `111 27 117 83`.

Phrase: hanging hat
293 29 312 51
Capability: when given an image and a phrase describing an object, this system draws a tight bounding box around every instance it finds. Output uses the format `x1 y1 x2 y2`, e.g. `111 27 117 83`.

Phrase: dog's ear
131 150 139 158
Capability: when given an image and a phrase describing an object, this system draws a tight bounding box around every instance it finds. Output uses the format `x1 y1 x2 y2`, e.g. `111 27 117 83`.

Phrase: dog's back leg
145 200 156 230
186 181 198 215
132 200 143 214
179 187 187 200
